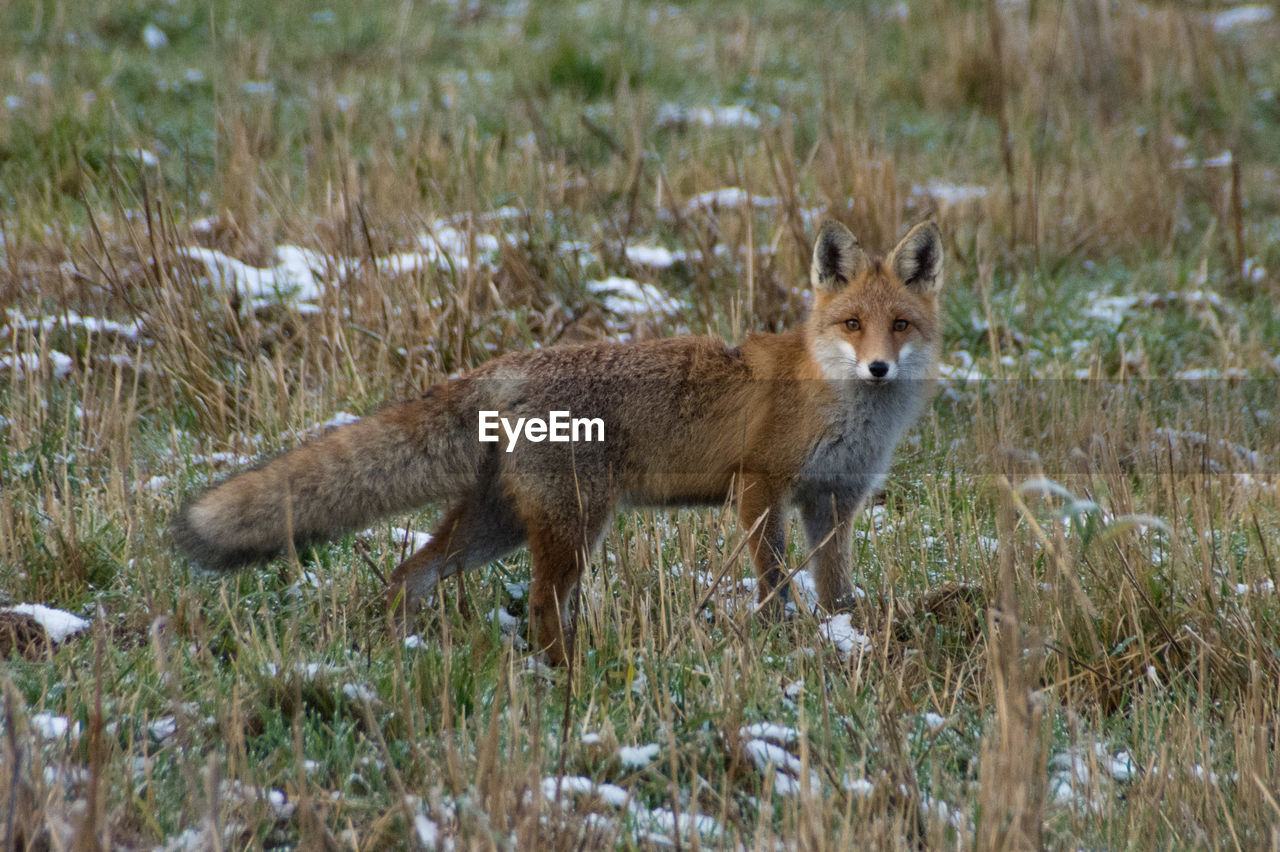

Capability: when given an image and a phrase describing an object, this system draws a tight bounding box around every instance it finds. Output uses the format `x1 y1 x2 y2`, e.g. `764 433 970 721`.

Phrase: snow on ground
3 603 90 642
911 181 988 205
655 104 763 130
618 743 660 769
540 773 723 843
0 350 73 378
6 308 144 340
1207 5 1273 33
357 526 433 552
1153 427 1264 470
738 726 821 797
683 187 778 214
587 276 682 316
178 223 502 310
624 245 686 268
31 712 76 740
818 613 873 658
1081 290 1222 326
1048 742 1136 813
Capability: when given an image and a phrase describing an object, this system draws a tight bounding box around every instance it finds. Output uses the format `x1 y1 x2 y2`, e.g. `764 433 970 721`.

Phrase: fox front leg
798 493 858 611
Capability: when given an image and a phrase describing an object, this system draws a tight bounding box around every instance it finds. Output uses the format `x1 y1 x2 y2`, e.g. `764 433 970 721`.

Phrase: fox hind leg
386 493 524 617
525 511 610 666
738 476 790 615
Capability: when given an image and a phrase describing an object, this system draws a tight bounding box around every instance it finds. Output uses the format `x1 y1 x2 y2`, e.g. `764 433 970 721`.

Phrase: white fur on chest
796 383 920 496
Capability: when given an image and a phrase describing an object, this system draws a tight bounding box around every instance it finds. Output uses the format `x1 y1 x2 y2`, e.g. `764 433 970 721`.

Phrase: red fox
173 220 944 664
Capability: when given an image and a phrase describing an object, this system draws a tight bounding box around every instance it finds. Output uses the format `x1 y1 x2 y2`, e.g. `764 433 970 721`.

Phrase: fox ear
810 220 867 293
888 221 943 295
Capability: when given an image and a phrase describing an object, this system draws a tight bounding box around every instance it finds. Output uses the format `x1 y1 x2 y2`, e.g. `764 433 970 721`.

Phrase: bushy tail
171 395 479 570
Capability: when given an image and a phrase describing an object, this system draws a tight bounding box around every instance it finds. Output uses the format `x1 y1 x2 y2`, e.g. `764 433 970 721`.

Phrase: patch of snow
4 604 90 642
0 351 74 378
178 245 321 305
922 712 947 731
683 187 778 213
819 613 872 657
587 276 682 316
542 776 632 809
319 411 361 429
656 104 762 130
1207 6 1273 33
1173 367 1249 380
149 717 177 741
844 776 875 796
1233 579 1276 596
1083 290 1223 327
741 738 821 797
31 712 73 740
1173 150 1234 169
912 181 988 205
414 813 439 849
618 743 660 769
143 23 168 49
640 807 722 838
1048 742 1136 813
741 723 800 745
1154 427 1262 469
342 683 377 703
141 475 170 494
366 526 433 552
1242 257 1267 283
789 569 819 611
8 309 143 340
490 607 520 634
624 245 686 268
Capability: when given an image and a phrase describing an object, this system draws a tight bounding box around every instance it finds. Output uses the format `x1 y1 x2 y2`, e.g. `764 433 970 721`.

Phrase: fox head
806 220 943 384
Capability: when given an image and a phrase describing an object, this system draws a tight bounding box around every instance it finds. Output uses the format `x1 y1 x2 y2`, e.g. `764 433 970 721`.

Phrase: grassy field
2 0 1279 848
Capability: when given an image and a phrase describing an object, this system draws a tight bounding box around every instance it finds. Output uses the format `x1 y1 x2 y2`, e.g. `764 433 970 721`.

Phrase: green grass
3 0 1280 848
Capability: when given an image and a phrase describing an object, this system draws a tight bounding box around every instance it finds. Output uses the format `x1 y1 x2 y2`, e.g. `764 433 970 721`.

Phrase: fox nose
868 361 890 379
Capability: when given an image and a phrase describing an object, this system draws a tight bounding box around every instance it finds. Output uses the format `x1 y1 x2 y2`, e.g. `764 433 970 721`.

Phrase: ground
1 1 1279 848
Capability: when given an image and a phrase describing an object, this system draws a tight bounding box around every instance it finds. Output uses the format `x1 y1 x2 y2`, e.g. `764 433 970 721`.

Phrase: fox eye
844 318 860 331
893 319 909 332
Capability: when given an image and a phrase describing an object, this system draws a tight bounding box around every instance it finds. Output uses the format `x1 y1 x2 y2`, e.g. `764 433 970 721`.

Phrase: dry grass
2 0 1279 848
